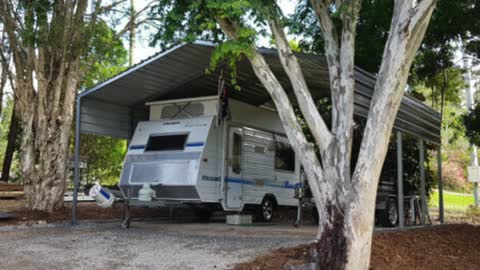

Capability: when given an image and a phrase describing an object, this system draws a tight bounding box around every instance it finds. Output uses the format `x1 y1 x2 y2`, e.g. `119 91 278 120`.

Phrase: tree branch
331 0 361 191
352 0 437 197
215 16 337 226
0 40 14 87
309 0 340 93
268 17 333 158
0 0 26 68
308 0 361 195
79 0 155 75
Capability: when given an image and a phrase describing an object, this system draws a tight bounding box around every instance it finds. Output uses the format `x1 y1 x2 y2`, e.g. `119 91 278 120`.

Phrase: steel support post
396 131 404 228
418 139 428 223
437 146 444 223
71 96 82 225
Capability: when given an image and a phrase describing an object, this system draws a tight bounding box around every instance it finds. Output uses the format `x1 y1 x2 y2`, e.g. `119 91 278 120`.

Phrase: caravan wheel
259 197 275 222
381 198 398 227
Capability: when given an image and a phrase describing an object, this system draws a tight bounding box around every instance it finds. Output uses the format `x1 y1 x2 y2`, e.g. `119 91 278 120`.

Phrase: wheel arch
262 193 278 206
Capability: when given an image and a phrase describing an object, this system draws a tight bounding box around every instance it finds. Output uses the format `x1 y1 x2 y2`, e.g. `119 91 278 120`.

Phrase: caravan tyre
259 197 275 222
381 198 399 227
312 208 319 224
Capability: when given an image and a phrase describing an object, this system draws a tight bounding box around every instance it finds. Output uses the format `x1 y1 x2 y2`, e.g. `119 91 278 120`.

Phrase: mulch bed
234 224 480 270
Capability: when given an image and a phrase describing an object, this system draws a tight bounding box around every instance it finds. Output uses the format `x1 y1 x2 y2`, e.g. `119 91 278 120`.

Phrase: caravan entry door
226 127 243 209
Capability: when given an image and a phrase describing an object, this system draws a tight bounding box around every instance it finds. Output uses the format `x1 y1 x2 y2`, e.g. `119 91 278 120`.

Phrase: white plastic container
138 184 155 201
89 184 115 208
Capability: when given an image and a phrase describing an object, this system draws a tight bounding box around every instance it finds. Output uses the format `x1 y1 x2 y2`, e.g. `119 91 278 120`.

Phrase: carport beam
72 96 82 225
396 131 404 228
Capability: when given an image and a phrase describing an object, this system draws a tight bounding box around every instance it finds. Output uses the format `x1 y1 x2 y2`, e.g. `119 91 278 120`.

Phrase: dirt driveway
0 221 316 270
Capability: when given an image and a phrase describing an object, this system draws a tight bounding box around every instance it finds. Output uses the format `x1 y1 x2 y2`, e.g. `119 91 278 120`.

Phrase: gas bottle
138 184 155 201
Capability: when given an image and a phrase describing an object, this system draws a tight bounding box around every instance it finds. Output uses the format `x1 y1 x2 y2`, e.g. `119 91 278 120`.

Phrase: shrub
465 205 480 224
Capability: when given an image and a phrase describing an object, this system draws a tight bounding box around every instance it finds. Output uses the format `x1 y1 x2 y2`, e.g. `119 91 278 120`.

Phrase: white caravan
119 96 301 221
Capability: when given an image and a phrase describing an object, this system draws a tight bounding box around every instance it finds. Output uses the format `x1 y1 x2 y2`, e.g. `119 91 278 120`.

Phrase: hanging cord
217 69 226 125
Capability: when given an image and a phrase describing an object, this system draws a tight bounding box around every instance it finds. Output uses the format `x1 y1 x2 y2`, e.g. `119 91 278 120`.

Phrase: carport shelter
72 41 444 226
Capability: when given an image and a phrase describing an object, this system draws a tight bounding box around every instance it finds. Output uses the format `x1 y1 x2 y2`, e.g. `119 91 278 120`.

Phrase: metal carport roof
78 40 441 144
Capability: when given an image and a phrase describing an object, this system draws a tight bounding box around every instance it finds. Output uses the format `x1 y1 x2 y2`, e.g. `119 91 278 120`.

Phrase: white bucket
89 184 115 208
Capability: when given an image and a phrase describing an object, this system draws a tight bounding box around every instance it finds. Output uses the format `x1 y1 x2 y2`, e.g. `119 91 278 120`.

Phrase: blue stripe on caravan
129 145 145 150
186 142 204 147
202 176 302 190
226 177 300 189
226 177 255 185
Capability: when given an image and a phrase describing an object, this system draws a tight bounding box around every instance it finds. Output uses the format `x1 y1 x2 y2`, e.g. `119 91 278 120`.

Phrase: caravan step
226 214 252 225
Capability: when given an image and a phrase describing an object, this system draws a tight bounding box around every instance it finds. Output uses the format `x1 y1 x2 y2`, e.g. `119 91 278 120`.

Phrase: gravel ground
0 221 316 270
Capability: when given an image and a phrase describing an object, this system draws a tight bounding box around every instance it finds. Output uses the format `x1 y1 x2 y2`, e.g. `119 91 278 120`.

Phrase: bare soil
2 199 479 270
0 199 190 226
0 198 305 226
234 224 480 270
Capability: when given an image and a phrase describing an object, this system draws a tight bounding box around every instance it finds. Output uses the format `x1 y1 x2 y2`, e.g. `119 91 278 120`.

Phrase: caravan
119 96 301 222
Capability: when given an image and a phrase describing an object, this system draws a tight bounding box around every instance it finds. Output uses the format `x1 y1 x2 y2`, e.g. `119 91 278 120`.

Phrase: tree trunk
313 201 348 269
1 101 18 182
129 0 136 67
344 2 437 269
0 65 6 116
215 1 436 268
22 79 77 211
440 69 447 122
0 0 90 212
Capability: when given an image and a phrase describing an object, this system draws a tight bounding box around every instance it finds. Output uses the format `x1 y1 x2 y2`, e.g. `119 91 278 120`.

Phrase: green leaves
208 38 254 90
81 21 128 89
150 0 278 88
463 106 480 146
78 134 127 186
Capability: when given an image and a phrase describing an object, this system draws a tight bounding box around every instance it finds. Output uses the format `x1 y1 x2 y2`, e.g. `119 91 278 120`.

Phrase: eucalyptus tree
152 1 437 268
0 0 152 212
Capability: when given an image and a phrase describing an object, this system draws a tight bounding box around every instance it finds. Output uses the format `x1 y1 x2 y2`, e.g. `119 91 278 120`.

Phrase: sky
128 0 297 65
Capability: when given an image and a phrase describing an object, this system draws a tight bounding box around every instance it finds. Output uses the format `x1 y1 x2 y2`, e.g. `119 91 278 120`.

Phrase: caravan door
226 127 243 209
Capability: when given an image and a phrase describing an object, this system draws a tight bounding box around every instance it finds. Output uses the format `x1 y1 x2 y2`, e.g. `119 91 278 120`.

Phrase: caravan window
275 137 295 172
145 134 188 151
232 133 242 174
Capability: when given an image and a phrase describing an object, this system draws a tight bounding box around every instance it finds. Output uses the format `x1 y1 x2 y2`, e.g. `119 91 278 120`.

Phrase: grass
430 190 475 212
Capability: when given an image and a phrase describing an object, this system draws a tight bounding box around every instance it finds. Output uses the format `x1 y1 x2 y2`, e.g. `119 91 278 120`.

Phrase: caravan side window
275 137 295 172
232 133 242 173
145 134 188 151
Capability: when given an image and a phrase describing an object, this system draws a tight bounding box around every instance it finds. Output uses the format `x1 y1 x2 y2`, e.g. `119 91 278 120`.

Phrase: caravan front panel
119 116 214 200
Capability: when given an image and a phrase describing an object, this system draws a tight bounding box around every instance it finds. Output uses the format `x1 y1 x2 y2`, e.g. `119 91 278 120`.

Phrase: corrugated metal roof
80 41 441 144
